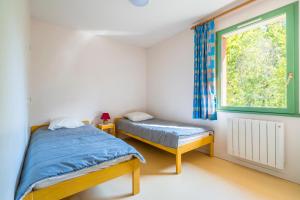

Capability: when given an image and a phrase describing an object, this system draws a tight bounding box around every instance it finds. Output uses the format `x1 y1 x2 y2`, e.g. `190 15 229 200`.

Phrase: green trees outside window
217 2 299 116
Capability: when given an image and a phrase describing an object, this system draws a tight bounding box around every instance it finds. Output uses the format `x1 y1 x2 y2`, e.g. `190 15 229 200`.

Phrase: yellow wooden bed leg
176 153 182 174
132 160 140 195
24 192 33 200
209 142 214 157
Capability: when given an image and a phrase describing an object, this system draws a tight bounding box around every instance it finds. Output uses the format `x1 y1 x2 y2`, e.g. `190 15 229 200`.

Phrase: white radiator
227 118 284 169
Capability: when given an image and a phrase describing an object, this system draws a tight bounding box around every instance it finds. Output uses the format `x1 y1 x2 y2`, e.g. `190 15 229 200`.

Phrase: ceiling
30 0 237 47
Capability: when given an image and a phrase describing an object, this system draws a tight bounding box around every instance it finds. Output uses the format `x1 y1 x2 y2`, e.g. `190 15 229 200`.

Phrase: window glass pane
221 14 287 108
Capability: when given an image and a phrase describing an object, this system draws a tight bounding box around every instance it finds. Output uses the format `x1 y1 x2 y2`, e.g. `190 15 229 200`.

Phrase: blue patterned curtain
193 20 217 120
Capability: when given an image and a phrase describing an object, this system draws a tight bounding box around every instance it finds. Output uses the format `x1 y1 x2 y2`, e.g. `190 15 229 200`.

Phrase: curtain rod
191 0 256 30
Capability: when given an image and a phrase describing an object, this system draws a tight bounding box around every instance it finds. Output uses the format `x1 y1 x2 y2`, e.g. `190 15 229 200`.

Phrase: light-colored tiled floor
66 139 300 200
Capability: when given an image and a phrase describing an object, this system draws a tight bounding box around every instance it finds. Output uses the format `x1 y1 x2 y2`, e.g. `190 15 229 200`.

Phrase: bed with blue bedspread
16 125 145 200
116 118 213 148
116 118 214 174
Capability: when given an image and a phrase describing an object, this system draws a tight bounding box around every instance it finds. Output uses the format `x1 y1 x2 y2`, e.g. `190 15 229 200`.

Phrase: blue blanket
16 125 145 200
117 118 213 148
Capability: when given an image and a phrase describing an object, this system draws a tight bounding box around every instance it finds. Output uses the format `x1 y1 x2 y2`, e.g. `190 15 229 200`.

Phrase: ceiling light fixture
129 0 150 7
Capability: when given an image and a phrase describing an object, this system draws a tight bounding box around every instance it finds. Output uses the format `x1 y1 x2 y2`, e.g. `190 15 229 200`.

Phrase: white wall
30 19 147 125
147 0 300 184
0 0 30 199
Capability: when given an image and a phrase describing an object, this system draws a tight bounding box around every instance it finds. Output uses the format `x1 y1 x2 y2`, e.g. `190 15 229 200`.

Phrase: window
217 3 298 115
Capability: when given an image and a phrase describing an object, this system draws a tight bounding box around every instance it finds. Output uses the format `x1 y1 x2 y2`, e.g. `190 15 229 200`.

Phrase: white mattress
178 131 212 146
34 155 133 189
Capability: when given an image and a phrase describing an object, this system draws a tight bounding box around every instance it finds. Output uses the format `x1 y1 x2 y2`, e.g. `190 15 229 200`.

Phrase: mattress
35 155 133 189
116 118 213 148
177 133 210 146
16 125 145 200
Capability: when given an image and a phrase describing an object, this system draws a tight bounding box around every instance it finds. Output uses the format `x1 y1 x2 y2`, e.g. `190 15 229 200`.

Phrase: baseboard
215 151 300 184
195 147 299 184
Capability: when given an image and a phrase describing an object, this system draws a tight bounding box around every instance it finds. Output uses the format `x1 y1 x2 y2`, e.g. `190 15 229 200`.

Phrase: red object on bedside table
101 112 111 124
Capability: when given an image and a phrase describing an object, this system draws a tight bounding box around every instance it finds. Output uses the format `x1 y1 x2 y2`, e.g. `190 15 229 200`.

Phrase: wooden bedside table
98 123 115 136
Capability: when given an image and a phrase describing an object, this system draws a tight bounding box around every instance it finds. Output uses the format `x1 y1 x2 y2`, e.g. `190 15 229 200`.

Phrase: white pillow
124 112 153 122
48 118 84 130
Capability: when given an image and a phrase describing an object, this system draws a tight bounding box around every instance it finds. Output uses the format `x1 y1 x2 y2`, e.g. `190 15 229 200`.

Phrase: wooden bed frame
23 122 141 200
114 118 214 174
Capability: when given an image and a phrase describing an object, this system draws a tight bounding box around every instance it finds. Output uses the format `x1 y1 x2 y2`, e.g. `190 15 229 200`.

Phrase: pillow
48 118 84 130
124 112 153 122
